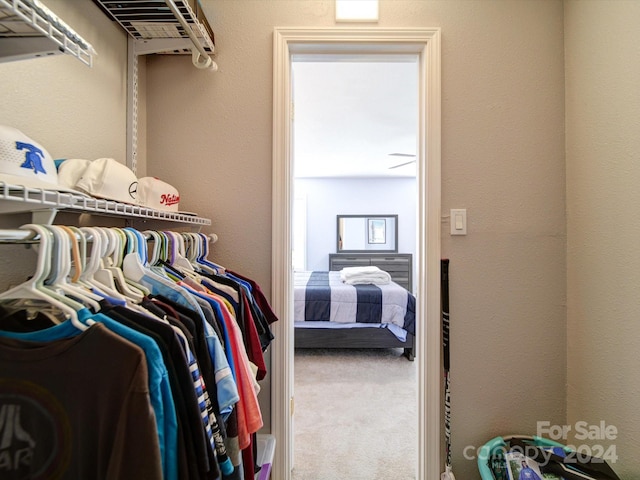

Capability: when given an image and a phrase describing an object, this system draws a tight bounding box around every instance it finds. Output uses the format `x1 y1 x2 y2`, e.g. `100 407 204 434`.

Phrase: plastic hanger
0 224 86 330
104 228 145 302
29 225 86 314
122 230 149 283
93 228 121 293
145 230 163 267
43 225 101 313
59 226 104 305
68 226 116 304
80 227 129 304
168 231 196 273
119 228 150 296
196 232 226 274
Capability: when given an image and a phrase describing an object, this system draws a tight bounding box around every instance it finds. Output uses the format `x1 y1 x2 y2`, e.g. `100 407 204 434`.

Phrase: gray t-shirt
0 323 162 479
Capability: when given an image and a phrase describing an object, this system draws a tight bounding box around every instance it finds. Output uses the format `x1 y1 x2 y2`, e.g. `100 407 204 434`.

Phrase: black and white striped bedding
294 271 415 335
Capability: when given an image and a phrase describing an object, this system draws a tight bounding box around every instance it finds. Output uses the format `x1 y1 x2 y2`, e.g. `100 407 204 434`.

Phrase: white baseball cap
74 157 139 204
0 125 86 195
56 158 91 190
137 176 196 215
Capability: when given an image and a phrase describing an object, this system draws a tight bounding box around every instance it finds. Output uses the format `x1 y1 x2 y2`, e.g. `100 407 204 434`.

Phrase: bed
294 270 416 360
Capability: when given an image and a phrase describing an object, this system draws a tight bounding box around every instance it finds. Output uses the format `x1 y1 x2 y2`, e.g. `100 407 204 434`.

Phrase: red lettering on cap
160 193 180 206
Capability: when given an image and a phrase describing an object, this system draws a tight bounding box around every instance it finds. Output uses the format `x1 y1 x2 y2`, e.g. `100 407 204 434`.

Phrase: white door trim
271 27 441 480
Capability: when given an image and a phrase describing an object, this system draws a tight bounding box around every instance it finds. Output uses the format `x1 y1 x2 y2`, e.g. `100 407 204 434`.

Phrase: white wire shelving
94 0 215 67
0 0 95 66
0 181 211 227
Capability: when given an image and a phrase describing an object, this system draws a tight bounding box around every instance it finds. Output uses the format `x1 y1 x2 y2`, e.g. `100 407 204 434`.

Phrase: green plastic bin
477 435 568 480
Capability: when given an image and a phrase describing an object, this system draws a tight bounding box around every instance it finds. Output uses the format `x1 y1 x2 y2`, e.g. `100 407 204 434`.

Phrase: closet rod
164 0 218 71
0 228 219 244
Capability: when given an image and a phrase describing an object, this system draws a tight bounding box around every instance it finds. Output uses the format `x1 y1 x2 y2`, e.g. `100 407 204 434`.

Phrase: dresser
329 253 413 291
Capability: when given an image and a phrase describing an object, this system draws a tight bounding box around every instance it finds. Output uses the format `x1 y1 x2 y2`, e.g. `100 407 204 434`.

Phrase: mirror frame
336 214 399 253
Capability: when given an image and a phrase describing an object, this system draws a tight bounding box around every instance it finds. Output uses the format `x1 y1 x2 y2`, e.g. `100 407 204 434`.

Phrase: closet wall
146 2 566 479
3 1 638 479
565 2 640 477
0 0 131 290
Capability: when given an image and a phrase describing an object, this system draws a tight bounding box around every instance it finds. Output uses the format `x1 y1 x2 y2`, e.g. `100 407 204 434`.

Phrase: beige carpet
292 348 417 480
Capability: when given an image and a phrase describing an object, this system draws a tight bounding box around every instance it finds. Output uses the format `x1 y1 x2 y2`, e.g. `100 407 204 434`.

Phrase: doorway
271 27 442 480
292 53 419 479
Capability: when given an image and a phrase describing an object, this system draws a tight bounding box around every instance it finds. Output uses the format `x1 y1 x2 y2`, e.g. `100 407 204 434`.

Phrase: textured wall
0 0 127 161
0 0 127 289
146 1 566 478
295 177 417 273
565 1 640 477
3 1 638 478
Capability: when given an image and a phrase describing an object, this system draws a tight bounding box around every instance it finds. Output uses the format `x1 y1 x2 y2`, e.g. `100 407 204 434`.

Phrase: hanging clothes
0 225 278 480
0 323 163 480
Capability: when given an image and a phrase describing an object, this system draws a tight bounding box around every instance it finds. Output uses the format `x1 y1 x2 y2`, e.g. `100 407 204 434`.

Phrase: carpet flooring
292 348 417 480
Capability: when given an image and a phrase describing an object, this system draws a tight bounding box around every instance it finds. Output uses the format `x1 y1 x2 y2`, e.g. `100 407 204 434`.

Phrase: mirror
337 214 398 253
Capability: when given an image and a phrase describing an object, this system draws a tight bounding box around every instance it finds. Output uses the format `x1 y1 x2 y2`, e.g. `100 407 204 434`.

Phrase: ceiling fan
388 152 416 169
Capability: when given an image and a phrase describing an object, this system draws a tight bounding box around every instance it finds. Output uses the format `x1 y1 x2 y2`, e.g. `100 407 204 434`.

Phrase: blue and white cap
0 125 84 194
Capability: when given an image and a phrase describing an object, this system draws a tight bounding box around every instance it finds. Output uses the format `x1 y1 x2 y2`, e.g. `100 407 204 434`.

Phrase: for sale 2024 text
537 420 618 463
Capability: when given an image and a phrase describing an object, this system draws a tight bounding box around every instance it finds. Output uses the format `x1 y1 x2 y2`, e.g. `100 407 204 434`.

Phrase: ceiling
292 56 419 178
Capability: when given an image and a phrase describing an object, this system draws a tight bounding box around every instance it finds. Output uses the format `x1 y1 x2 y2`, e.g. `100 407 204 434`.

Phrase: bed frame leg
404 346 415 361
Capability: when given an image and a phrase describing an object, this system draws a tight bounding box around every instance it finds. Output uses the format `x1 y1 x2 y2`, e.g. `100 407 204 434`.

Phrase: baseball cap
74 157 139 204
56 158 91 190
137 176 197 215
0 125 86 195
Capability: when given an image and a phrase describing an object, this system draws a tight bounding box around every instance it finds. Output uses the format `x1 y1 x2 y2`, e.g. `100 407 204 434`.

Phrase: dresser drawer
370 256 410 265
371 261 409 273
329 257 371 270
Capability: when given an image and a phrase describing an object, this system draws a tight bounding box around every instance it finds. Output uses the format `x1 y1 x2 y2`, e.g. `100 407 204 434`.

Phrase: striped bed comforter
294 271 415 335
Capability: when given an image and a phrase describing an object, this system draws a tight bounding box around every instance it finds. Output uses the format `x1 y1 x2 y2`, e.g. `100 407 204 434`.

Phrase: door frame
271 27 442 480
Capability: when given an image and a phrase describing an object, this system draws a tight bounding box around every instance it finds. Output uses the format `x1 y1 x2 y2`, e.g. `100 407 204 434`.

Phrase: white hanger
169 231 196 273
80 226 129 304
145 230 163 267
43 225 101 313
196 232 225 274
93 227 121 293
120 228 151 296
29 225 88 316
58 226 104 305
0 224 86 331
104 228 145 302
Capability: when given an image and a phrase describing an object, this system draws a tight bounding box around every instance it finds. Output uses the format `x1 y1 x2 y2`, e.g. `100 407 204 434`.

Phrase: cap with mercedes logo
58 157 139 204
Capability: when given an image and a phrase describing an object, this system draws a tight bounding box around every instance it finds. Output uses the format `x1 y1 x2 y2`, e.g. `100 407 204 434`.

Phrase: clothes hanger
122 228 150 283
68 226 117 305
80 226 129 305
145 230 163 267
119 228 150 296
92 227 120 292
197 232 226 274
168 231 196 273
87 228 153 315
43 225 101 313
182 232 213 275
104 228 145 302
58 225 104 305
0 224 86 330
29 225 86 314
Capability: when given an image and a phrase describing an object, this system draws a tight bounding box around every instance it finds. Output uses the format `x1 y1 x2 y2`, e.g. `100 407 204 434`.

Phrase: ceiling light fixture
335 0 379 22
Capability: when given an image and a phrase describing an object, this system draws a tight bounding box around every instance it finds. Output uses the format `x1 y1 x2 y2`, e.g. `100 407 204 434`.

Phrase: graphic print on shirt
0 380 71 480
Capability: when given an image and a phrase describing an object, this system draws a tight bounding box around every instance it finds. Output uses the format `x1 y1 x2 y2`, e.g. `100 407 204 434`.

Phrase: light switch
450 209 467 235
